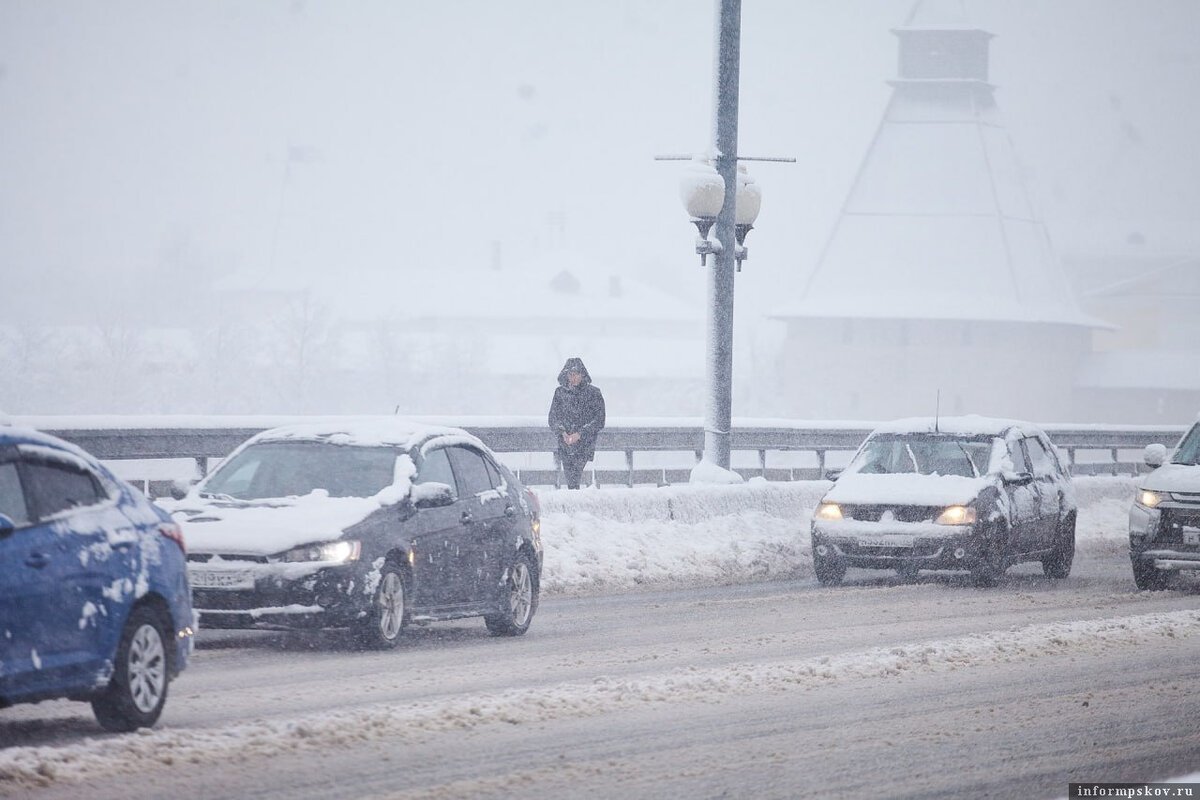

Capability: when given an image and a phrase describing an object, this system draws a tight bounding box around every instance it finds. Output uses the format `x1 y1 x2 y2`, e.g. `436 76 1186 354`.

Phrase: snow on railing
8 415 1186 495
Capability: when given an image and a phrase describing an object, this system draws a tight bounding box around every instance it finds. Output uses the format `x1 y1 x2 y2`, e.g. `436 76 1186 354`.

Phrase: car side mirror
823 468 843 481
0 513 15 537
411 481 455 509
1002 471 1034 487
1144 443 1168 468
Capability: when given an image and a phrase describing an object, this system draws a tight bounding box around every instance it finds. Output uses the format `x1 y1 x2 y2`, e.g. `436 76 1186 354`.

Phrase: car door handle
25 552 50 569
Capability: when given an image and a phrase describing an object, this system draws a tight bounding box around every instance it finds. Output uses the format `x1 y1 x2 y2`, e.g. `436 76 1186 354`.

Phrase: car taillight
159 521 186 555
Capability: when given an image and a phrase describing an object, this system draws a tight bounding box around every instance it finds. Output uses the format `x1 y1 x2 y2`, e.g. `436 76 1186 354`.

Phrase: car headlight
280 540 361 564
814 502 843 520
935 505 976 525
1136 490 1167 509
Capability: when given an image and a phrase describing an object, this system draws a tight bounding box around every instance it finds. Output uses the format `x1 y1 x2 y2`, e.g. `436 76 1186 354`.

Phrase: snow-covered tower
769 0 1100 421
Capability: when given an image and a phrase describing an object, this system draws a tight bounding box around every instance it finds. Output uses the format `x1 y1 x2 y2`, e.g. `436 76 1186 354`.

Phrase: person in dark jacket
547 357 606 489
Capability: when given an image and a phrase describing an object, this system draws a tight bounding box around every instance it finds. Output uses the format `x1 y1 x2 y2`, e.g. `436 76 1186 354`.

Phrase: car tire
813 551 846 587
356 564 407 650
485 552 537 636
971 522 1009 588
1042 513 1076 579
91 605 171 733
1131 557 1170 591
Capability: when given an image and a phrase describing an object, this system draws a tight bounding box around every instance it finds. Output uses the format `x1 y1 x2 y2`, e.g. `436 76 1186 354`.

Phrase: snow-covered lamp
677 158 762 270
733 164 761 272
679 158 725 266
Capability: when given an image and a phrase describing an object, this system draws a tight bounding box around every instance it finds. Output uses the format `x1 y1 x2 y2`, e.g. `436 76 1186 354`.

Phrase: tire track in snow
2 608 1195 790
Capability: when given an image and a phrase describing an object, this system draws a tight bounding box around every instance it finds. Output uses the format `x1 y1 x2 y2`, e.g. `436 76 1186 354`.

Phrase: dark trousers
560 451 588 489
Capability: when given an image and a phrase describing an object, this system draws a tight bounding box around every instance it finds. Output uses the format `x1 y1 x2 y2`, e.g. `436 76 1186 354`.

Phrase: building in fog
770 1 1103 423
1063 227 1200 423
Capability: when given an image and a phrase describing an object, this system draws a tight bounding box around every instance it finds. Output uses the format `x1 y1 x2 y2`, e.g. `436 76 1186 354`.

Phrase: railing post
625 450 634 488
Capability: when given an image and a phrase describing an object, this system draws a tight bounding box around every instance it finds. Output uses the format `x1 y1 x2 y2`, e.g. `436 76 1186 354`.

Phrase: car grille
192 590 268 610
188 553 269 563
840 541 943 558
842 504 940 523
1157 505 1200 546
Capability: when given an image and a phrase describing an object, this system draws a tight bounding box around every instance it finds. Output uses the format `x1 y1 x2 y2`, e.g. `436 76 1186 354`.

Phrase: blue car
0 425 194 731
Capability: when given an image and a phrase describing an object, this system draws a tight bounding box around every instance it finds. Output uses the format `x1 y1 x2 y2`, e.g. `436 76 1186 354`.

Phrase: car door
1022 435 1064 550
1002 438 1041 554
0 457 47 696
0 451 126 697
407 446 469 609
445 446 511 605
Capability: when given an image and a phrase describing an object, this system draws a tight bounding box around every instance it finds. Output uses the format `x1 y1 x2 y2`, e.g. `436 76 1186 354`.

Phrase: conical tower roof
776 0 1098 327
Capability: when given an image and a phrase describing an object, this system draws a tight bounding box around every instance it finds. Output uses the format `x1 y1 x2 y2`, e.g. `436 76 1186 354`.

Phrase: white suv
1128 418 1200 589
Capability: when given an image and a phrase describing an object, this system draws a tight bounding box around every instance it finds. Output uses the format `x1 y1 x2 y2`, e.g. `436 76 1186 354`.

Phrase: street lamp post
662 0 789 478
704 0 742 473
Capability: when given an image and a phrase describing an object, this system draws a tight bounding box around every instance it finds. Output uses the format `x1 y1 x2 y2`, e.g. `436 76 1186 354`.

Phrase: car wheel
485 552 537 636
91 605 170 732
1131 557 1170 591
356 564 407 649
813 551 846 587
1042 513 1076 579
971 523 1009 587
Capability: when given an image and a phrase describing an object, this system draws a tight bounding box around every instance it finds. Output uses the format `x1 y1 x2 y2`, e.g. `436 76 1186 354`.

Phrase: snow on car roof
249 416 484 451
867 415 1042 438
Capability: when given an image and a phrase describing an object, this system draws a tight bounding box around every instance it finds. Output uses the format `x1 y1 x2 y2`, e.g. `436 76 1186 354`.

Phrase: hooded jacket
547 357 606 462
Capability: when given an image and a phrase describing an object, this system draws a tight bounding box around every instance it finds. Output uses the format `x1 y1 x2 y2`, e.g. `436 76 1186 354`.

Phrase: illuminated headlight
814 502 843 520
1136 490 1168 509
280 540 361 564
935 505 976 525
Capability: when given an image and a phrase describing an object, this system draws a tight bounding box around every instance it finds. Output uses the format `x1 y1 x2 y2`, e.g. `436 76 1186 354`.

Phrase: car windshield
847 434 993 478
1171 423 1200 466
201 441 400 500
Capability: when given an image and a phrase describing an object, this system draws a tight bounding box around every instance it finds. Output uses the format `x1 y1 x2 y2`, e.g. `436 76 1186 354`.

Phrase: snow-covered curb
1 608 1192 791
536 476 1138 595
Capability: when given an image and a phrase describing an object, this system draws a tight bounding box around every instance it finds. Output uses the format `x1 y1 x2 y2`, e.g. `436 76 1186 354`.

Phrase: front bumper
1130 550 1200 571
189 561 370 631
1129 502 1200 570
811 522 989 571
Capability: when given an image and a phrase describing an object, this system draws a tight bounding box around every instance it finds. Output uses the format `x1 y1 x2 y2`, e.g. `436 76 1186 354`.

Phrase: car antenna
934 389 941 433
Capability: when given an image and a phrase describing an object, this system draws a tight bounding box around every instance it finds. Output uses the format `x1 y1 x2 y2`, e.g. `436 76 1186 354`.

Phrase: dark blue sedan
0 425 194 731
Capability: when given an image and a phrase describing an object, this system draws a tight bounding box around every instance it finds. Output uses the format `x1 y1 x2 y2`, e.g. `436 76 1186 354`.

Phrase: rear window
201 441 399 500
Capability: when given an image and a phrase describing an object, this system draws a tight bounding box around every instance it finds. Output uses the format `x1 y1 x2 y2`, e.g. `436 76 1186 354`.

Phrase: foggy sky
2 0 1198 324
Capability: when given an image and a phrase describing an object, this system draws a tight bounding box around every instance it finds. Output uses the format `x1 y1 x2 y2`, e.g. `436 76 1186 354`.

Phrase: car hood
1140 463 1200 494
824 473 990 506
165 493 385 556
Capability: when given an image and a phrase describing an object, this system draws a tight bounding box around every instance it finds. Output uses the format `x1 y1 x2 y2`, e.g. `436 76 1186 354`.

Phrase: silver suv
1128 419 1200 590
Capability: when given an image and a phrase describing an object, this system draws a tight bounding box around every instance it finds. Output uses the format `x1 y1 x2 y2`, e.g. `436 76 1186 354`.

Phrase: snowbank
536 476 1138 595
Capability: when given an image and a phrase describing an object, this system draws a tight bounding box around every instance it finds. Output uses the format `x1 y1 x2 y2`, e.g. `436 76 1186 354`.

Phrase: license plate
859 535 915 548
1184 527 1200 546
189 568 255 590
